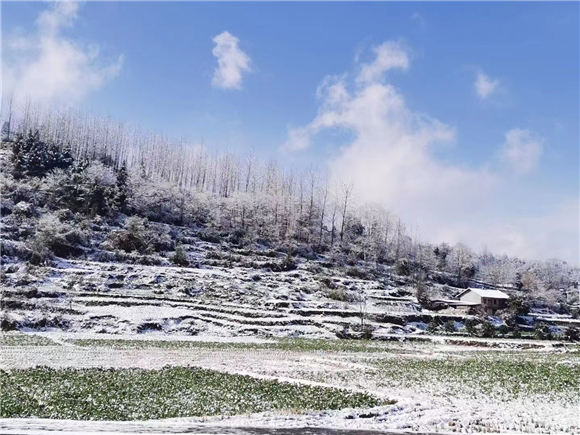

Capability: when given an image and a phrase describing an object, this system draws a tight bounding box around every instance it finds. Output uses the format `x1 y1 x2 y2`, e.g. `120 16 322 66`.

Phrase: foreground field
0 333 578 434
1 366 383 420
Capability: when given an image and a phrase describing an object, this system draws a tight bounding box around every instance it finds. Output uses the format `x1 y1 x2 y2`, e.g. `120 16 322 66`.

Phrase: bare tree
1 93 15 141
339 182 354 245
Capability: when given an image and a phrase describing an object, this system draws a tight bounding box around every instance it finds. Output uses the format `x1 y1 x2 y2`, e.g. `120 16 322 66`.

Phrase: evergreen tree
115 163 129 213
87 183 113 216
1 121 11 142
11 130 73 179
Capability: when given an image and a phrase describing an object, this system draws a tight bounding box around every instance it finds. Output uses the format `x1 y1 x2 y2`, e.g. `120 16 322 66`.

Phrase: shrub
114 164 129 213
467 305 487 318
498 324 509 336
416 282 431 308
443 320 456 333
534 323 552 340
149 224 174 252
280 255 298 272
171 245 189 267
395 259 411 276
480 320 496 338
465 318 477 336
107 217 152 253
427 318 441 333
1 121 11 142
43 162 117 217
289 245 317 260
346 267 370 280
564 326 580 342
107 217 173 254
263 256 298 273
229 229 249 247
27 213 86 264
320 277 338 290
508 297 530 316
362 324 374 340
198 230 222 244
82 162 117 216
327 288 346 302
12 202 35 219
27 241 53 266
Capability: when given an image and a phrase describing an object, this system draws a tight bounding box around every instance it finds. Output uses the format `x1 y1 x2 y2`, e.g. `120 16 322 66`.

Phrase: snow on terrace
71 296 426 338
4 256 451 339
54 259 231 277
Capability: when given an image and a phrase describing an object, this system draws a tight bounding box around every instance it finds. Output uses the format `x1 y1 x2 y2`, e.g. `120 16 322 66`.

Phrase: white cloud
283 41 577 263
285 41 497 241
211 31 251 90
36 0 79 35
283 127 311 152
3 2 124 105
474 71 499 100
356 41 409 85
500 128 543 174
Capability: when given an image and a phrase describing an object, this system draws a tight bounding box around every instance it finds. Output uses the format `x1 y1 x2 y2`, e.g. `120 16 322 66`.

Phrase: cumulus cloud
211 31 251 90
284 42 497 243
356 41 409 85
474 71 499 100
283 127 312 152
283 41 577 263
499 129 543 174
3 1 124 105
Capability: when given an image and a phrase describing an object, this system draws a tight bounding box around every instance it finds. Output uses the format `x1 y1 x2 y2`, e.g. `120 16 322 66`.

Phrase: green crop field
0 366 389 420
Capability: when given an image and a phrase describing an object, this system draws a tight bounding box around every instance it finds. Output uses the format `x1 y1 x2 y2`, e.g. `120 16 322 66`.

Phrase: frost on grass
371 353 579 402
0 332 59 346
0 366 387 420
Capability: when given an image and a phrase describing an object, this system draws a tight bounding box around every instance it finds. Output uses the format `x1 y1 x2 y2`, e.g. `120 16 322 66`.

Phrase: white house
457 288 509 314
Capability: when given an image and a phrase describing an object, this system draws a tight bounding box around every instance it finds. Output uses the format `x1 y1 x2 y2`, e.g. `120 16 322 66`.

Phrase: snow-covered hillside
0 135 578 341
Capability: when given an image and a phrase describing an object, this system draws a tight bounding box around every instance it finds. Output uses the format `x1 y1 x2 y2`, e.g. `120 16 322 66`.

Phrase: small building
457 288 509 314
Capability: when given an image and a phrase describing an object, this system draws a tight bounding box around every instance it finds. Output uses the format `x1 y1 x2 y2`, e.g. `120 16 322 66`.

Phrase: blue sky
2 1 579 263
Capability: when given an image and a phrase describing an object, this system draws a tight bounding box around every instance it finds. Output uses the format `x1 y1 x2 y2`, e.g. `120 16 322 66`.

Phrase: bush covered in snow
171 244 189 267
105 217 173 254
27 213 88 264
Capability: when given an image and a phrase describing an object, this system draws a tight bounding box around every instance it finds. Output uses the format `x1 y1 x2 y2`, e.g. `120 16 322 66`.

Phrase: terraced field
1 257 474 340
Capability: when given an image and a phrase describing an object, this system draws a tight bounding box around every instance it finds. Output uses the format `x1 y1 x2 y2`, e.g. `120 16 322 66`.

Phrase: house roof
458 288 510 299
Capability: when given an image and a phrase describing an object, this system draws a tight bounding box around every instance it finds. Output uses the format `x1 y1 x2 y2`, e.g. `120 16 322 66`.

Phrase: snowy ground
1 258 479 341
1 333 578 434
2 252 578 434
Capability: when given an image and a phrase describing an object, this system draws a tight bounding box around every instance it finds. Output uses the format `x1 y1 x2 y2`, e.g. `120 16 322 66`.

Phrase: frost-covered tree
1 93 14 142
447 243 476 287
4 99 578 307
